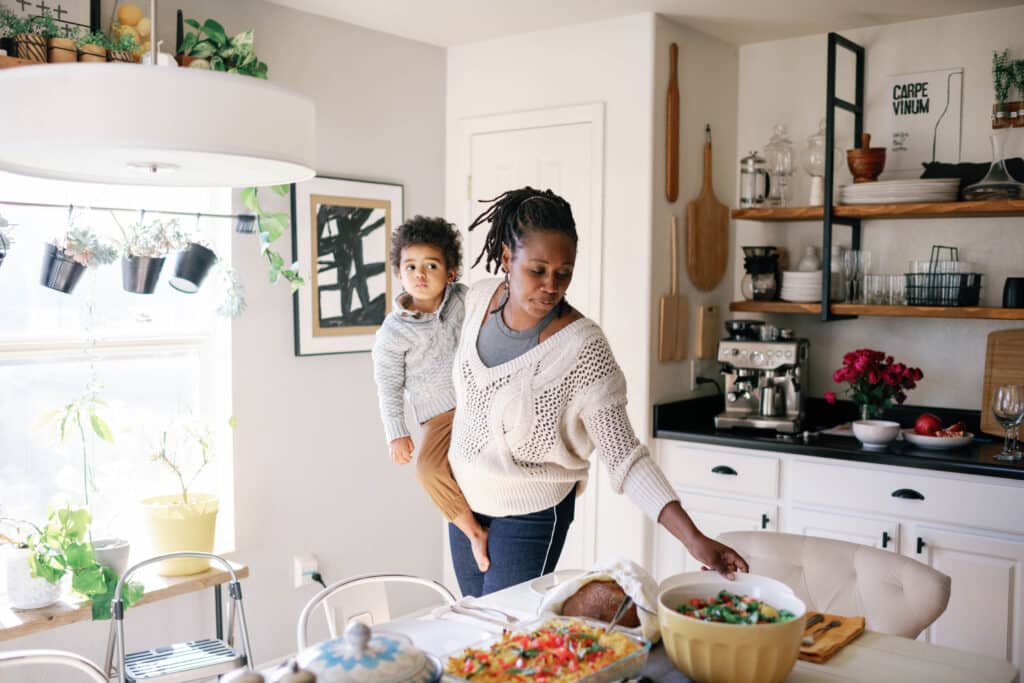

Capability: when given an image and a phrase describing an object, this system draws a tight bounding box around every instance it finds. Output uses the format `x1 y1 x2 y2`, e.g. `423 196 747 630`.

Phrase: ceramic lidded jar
296 622 441 683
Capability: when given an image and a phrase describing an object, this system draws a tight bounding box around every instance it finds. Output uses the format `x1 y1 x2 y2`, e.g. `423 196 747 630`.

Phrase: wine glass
992 384 1024 461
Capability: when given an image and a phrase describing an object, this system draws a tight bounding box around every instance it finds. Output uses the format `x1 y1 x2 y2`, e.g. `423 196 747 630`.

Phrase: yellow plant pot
141 494 219 576
47 37 77 63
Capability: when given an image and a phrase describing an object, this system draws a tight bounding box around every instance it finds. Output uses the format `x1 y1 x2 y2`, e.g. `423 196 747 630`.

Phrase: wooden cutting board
658 215 688 362
981 329 1024 436
686 125 729 291
695 304 719 360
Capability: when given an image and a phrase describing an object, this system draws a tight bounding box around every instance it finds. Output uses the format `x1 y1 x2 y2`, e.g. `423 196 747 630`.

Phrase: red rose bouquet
825 349 923 419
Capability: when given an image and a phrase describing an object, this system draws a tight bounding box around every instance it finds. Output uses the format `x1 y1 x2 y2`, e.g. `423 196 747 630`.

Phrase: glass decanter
964 130 1023 201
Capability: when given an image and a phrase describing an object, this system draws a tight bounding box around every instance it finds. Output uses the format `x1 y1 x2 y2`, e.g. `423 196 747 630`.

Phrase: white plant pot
93 538 131 577
3 545 62 609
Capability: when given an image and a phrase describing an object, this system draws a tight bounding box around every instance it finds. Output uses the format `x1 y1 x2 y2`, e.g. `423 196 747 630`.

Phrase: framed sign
291 175 402 356
886 68 963 177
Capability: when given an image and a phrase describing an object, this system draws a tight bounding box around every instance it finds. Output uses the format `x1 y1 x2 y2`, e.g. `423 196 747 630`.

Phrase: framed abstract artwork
291 175 403 356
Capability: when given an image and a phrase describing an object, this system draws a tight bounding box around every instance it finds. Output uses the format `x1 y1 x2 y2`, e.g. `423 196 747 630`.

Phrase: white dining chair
718 530 951 638
296 573 456 650
0 649 108 682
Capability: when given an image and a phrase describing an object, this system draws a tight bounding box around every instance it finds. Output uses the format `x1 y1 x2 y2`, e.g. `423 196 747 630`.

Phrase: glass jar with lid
764 124 794 207
800 118 841 206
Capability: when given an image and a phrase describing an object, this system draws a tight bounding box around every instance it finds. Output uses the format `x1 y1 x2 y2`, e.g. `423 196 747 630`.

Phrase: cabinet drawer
791 458 1024 534
659 442 780 499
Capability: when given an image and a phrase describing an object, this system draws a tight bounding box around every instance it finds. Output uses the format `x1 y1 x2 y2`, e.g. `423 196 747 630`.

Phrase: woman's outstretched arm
657 501 749 579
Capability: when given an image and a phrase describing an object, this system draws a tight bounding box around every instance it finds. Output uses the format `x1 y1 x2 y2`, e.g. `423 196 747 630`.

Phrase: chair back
0 649 108 683
296 573 456 650
718 531 951 638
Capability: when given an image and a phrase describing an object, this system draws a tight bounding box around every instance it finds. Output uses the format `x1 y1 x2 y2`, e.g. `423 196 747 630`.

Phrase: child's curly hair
390 216 463 279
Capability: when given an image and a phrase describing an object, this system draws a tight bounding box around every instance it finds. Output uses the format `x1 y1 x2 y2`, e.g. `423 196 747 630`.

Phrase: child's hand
389 436 414 464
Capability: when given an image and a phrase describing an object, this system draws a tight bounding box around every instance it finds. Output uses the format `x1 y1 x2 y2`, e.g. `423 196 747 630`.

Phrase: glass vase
964 131 1024 201
860 404 883 420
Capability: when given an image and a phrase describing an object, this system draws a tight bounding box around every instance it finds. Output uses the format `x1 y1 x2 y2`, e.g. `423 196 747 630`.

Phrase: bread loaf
561 580 640 627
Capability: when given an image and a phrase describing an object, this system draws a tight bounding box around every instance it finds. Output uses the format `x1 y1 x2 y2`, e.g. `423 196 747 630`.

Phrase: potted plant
0 213 14 270
241 185 304 290
168 234 218 294
42 227 118 294
116 217 187 293
215 265 247 318
1014 59 1024 129
993 49 1014 129
141 415 224 576
107 30 141 63
76 30 109 62
47 25 79 63
11 11 58 63
0 5 18 56
825 349 924 420
177 18 268 78
1 506 143 618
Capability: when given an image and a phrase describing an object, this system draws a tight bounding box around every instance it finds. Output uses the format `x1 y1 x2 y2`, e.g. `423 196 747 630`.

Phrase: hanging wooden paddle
666 42 679 203
686 125 729 291
658 215 688 362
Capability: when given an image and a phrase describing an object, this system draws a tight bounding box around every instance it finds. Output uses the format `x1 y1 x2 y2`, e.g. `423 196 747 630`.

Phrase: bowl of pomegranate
905 413 973 450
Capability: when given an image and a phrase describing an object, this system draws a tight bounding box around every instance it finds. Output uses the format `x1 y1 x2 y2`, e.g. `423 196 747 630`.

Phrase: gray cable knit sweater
371 282 468 442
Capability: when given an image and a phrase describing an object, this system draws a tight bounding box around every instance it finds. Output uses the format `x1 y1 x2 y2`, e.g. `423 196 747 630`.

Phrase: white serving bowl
903 429 974 450
852 420 901 450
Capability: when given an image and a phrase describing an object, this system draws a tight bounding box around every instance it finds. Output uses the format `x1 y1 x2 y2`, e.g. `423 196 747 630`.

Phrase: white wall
446 14 657 565
735 6 1024 409
4 1 446 679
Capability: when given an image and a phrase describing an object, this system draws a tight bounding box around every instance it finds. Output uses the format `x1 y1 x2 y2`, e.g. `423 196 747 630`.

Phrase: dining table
369 571 1019 683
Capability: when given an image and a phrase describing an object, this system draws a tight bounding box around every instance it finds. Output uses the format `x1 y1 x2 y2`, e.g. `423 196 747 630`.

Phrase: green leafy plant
1014 59 1024 101
12 11 59 38
109 29 141 54
0 5 19 39
2 506 144 619
41 388 114 508
149 416 231 504
53 227 118 268
993 49 1013 104
178 18 268 78
115 217 190 258
241 185 304 290
76 30 110 49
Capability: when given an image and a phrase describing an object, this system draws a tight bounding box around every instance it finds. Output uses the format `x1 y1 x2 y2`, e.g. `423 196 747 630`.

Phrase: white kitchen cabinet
787 506 899 552
905 522 1024 665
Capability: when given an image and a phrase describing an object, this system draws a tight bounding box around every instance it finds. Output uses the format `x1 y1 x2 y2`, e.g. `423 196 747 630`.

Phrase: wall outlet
689 359 718 392
293 553 319 589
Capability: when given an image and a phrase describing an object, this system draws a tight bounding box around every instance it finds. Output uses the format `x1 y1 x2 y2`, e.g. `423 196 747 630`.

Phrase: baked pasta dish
444 619 643 682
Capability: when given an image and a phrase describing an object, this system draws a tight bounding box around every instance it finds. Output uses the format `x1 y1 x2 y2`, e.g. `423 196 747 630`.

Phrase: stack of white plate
780 270 822 302
838 178 960 205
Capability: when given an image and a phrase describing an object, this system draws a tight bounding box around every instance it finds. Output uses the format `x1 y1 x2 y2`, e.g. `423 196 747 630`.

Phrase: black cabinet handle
761 513 770 529
917 537 926 554
881 531 891 549
712 465 738 476
891 488 925 501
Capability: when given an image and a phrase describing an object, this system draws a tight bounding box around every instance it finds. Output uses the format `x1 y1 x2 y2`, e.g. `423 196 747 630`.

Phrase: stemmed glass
992 384 1024 461
841 250 872 303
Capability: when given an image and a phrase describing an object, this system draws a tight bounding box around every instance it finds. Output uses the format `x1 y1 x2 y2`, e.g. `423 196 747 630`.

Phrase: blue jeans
449 490 575 597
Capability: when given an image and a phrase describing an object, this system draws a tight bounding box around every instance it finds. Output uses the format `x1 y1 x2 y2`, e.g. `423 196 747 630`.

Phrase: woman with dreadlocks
447 186 747 596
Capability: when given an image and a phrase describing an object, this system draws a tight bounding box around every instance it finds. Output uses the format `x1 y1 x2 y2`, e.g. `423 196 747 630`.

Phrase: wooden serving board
981 329 1024 436
686 126 729 291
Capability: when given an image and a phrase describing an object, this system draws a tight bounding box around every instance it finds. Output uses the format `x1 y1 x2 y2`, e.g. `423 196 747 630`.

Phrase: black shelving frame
821 32 864 322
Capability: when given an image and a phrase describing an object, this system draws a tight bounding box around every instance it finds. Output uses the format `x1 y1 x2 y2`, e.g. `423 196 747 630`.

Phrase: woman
447 187 747 596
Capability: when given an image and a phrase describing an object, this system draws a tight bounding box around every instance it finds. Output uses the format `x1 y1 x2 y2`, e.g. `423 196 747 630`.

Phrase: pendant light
0 1 315 188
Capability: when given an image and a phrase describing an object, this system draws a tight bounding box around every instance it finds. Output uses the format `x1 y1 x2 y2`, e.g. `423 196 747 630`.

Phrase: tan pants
416 410 471 521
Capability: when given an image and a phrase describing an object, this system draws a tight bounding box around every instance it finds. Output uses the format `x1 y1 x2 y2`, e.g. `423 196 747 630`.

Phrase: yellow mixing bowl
658 572 806 683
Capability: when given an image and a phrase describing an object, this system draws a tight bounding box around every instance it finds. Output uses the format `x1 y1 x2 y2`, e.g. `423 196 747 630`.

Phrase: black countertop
653 396 1024 481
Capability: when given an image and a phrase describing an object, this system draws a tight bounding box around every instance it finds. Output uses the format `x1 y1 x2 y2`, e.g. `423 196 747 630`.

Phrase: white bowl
903 429 974 450
852 420 901 450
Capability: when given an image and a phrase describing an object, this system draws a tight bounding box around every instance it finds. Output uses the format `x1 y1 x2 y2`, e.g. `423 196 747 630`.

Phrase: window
0 171 234 553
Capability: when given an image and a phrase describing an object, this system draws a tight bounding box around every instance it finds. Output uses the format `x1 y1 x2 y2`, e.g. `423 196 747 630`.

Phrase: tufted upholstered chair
718 531 951 639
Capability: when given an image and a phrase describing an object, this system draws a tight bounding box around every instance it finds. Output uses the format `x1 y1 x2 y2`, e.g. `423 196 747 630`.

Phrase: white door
461 105 605 575
654 491 777 578
787 506 900 552
906 522 1024 666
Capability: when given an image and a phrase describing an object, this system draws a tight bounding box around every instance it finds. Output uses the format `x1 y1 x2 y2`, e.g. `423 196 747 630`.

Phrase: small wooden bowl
846 133 886 183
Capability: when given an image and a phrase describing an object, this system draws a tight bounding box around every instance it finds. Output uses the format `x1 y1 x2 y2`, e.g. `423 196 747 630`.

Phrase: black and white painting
9 0 99 37
292 176 403 356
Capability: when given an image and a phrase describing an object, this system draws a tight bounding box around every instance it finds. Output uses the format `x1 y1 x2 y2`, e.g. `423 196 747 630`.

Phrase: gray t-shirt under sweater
476 290 561 368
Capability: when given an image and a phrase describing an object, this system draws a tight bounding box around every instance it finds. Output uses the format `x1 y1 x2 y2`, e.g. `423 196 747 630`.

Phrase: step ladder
104 552 255 683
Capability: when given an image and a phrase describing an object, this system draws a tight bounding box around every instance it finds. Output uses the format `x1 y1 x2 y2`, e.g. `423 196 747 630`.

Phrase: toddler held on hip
371 216 490 571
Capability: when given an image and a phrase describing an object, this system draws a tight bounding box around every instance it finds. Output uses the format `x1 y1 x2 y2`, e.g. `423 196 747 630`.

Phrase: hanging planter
14 33 46 62
169 242 217 293
993 50 1014 130
78 43 107 62
122 255 165 293
46 36 76 63
41 243 87 293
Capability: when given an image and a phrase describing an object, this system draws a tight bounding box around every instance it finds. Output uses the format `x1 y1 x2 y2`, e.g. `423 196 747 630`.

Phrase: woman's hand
685 534 749 580
389 436 414 464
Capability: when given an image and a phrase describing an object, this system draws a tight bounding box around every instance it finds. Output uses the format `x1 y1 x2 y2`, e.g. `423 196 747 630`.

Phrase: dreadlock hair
467 187 577 275
389 215 463 280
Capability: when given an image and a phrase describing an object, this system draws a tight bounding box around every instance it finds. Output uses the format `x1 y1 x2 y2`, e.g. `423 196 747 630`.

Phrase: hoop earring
503 271 509 288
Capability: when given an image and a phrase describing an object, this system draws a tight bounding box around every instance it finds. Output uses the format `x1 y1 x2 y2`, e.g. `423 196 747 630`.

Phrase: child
371 216 490 571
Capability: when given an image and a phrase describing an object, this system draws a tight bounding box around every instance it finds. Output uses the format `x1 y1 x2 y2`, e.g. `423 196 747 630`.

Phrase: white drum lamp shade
0 64 315 187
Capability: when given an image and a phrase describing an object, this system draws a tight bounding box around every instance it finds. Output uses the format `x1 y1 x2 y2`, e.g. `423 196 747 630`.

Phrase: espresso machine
714 320 809 433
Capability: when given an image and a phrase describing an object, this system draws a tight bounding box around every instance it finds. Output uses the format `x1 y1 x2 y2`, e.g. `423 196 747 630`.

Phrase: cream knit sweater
449 279 679 521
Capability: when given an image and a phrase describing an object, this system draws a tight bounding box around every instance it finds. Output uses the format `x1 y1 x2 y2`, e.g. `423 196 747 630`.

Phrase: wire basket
905 272 982 306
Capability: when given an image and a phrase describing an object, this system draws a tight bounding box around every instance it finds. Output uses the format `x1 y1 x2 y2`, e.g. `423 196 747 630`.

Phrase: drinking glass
888 274 906 305
842 251 859 302
864 275 887 305
992 384 1024 461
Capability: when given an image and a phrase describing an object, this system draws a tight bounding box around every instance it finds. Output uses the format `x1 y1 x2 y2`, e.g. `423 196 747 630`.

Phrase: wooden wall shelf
731 200 1024 222
729 300 1024 321
0 55 40 69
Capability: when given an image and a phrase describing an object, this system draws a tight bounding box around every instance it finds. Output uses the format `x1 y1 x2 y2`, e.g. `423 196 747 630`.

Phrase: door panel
788 506 900 552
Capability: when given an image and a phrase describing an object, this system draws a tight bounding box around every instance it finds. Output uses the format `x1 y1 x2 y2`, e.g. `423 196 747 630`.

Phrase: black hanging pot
41 243 86 294
169 243 217 293
122 256 165 294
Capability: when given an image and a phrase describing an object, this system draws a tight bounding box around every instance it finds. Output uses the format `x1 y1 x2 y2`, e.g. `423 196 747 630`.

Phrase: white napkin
536 558 661 643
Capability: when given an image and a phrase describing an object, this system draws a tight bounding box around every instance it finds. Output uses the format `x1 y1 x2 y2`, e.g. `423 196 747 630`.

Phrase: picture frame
8 0 101 36
291 175 403 357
